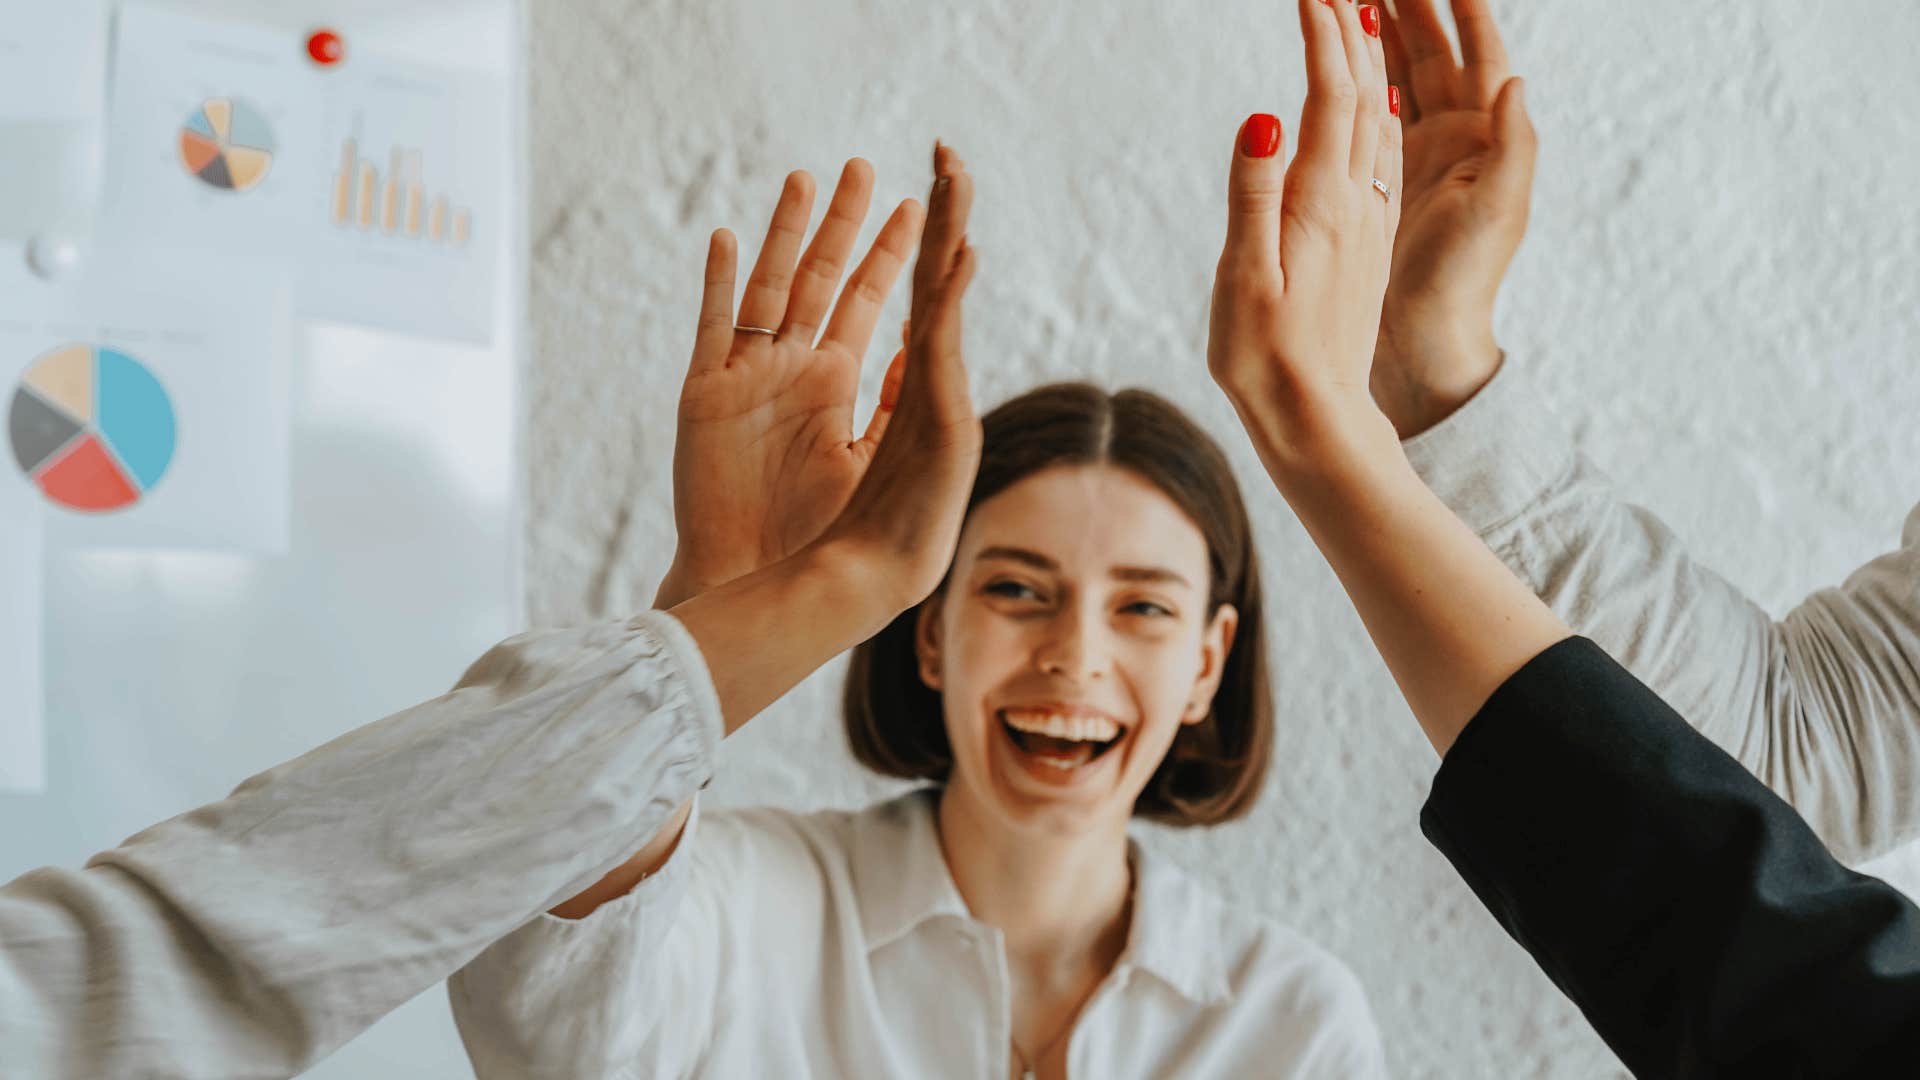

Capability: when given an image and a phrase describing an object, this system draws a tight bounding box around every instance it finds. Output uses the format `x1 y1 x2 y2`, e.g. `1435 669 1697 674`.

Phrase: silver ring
733 325 778 337
1370 178 1391 201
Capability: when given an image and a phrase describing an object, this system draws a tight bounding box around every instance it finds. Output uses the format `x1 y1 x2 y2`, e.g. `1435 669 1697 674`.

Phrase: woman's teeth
998 708 1124 774
1000 708 1121 743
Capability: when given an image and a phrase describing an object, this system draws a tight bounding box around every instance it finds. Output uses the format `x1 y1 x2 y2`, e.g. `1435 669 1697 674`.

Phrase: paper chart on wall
0 249 291 553
0 461 43 793
99 3 324 260
299 56 505 344
0 0 110 241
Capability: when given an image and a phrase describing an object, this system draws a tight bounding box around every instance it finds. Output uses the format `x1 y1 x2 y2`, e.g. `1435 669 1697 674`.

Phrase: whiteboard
0 0 523 1075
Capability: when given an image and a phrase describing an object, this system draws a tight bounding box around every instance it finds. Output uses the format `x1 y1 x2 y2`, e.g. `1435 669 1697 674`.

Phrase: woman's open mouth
997 706 1127 775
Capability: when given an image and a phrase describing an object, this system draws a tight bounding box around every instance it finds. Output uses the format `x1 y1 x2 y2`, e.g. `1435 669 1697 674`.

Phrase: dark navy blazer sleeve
1420 636 1920 1078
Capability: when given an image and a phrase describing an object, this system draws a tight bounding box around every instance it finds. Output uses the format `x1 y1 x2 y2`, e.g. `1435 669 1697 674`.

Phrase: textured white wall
528 2 1920 1075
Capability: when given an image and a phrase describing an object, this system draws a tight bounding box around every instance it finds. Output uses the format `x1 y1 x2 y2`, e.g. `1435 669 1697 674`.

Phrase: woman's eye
1123 601 1173 617
985 580 1040 600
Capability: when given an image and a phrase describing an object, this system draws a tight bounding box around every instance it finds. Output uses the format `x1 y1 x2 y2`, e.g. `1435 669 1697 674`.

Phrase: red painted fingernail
1239 113 1281 158
1360 4 1381 35
1388 85 1401 116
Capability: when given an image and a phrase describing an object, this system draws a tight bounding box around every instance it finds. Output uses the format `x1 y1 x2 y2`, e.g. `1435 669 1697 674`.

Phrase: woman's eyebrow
976 546 1192 589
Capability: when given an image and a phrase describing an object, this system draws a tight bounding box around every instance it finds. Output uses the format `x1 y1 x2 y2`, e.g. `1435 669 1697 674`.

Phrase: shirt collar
849 788 1231 1006
1119 837 1233 1005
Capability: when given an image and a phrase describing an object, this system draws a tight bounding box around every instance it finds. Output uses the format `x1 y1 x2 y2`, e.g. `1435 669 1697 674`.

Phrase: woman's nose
1034 608 1108 680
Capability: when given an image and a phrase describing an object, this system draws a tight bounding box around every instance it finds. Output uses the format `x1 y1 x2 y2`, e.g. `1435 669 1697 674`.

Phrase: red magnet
306 29 344 66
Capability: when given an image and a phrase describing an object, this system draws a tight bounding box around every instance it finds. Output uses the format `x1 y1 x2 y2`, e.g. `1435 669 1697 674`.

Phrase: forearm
1423 637 1920 1075
553 541 893 919
668 539 902 735
1370 304 1501 439
5 615 717 1076
1408 362 1920 859
1243 395 1568 754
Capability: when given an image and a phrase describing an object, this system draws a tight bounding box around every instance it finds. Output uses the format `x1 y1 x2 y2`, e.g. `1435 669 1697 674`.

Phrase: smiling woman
846 382 1272 827
450 23 1395 1064
452 384 1384 1080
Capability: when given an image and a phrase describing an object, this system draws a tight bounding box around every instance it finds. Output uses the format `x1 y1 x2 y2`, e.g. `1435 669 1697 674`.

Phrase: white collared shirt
450 787 1385 1078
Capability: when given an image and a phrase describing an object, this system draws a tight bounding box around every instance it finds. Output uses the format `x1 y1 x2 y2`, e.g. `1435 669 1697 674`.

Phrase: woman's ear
914 592 947 691
1183 603 1239 724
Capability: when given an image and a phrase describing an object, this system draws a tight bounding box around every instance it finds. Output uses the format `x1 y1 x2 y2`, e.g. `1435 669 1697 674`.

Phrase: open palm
665 160 922 605
1379 0 1532 316
1368 0 1536 437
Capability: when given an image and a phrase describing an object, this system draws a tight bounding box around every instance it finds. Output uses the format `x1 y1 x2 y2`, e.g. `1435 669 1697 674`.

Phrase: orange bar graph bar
381 148 402 233
331 137 355 224
404 151 423 236
428 196 447 242
356 162 376 229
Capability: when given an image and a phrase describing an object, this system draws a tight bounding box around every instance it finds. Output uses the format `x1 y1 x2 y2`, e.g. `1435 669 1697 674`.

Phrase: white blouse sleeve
0 609 723 1079
448 799 717 1079
1404 360 1920 863
447 804 833 1079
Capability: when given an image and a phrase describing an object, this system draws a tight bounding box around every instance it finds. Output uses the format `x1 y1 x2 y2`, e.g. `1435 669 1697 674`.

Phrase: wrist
655 554 761 610
1371 308 1502 439
1228 383 1405 493
667 541 903 735
653 561 699 610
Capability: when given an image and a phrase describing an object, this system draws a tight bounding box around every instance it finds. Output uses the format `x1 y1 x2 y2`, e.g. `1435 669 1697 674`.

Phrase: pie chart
9 345 177 514
179 98 276 192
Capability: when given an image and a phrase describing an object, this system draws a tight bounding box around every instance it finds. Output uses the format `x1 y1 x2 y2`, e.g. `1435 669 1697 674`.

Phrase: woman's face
917 463 1238 835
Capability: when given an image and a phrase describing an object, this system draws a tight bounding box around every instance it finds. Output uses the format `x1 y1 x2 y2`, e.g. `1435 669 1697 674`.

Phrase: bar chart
329 136 472 247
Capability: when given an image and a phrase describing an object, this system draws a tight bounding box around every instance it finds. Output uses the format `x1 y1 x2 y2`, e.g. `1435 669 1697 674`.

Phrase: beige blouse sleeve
0 609 723 1078
1404 360 1920 863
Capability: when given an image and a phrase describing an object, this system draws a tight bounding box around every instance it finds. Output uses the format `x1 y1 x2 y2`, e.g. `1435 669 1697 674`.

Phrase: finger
689 228 737 376
910 240 978 426
735 170 816 334
909 143 974 335
818 197 925 359
1294 0 1358 179
1222 113 1286 280
1391 0 1459 112
1380 10 1422 123
1376 88 1405 243
1449 0 1511 108
1477 77 1536 215
779 158 875 345
859 349 907 447
1349 4 1389 182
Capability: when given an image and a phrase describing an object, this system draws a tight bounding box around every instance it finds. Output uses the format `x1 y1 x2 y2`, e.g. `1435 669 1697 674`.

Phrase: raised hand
1372 0 1536 437
1204 3 1568 755
664 144 980 738
1208 0 1403 475
814 141 980 608
659 160 924 608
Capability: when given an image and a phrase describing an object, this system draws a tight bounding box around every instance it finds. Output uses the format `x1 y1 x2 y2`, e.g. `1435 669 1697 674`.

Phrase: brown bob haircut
842 382 1273 826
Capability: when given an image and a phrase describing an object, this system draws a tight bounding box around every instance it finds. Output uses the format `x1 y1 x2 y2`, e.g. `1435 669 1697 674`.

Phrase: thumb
1482 77 1537 215
1223 113 1286 276
860 349 907 447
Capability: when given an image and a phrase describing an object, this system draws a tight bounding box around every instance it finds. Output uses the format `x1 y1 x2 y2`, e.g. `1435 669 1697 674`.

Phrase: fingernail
1239 113 1281 158
1388 84 1401 116
1360 4 1380 35
934 175 951 192
881 373 902 411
